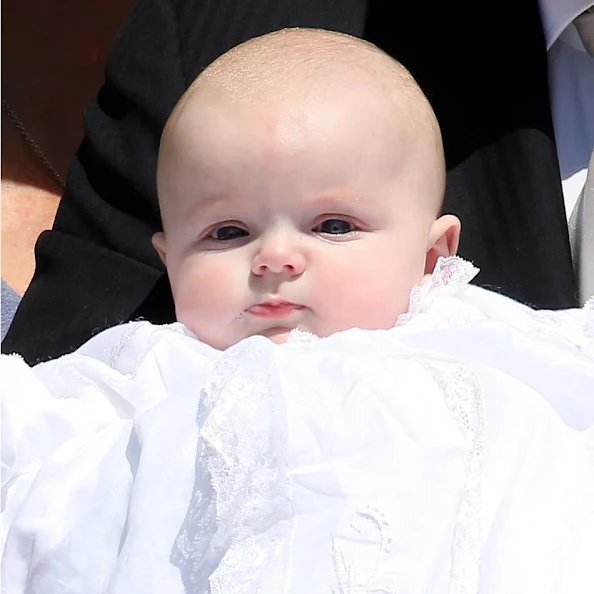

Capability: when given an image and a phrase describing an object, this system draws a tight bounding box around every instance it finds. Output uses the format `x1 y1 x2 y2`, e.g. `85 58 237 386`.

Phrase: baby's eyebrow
185 193 237 218
303 192 376 210
181 190 380 220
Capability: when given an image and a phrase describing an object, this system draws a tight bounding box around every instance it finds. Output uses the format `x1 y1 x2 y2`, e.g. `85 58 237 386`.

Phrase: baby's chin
259 328 293 344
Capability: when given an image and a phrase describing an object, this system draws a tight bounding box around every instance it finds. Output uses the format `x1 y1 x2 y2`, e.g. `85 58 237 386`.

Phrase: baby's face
155 89 456 349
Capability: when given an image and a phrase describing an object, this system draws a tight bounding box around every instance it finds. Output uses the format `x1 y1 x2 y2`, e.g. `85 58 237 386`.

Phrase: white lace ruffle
171 338 294 594
397 256 479 326
420 361 484 594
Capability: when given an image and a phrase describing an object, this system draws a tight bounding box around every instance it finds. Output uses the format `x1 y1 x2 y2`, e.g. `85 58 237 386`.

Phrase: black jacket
3 0 578 364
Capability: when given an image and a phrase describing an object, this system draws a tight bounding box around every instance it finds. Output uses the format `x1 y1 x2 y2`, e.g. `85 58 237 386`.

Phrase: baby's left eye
314 219 355 235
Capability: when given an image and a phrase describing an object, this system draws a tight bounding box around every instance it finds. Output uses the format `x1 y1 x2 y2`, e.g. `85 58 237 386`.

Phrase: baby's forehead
172 65 427 160
167 85 418 187
181 73 405 128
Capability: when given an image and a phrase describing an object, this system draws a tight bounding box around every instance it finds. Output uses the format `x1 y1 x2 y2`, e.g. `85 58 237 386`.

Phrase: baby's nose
251 235 306 276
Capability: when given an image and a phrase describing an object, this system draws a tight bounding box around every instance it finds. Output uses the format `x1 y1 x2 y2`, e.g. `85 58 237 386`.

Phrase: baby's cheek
173 288 233 349
320 263 413 328
172 258 237 320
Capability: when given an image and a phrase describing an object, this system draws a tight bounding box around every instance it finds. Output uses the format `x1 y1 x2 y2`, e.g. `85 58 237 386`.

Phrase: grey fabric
569 149 594 305
575 8 594 57
2 280 21 342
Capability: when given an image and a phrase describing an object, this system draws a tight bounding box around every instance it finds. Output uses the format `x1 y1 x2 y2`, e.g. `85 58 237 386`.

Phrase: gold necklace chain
2 99 66 189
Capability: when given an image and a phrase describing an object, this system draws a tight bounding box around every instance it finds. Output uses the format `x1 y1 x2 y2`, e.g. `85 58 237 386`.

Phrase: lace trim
287 328 320 344
397 256 480 326
107 322 194 374
419 360 485 594
326 359 484 594
171 338 294 594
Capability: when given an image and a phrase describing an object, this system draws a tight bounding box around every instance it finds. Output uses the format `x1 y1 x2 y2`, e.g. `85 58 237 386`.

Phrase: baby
152 27 460 348
2 29 593 594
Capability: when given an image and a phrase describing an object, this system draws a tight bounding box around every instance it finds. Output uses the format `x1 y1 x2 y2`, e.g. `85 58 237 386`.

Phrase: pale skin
153 29 461 350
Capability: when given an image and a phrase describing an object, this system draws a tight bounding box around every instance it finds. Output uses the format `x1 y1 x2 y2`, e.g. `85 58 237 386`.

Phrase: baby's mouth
247 301 304 319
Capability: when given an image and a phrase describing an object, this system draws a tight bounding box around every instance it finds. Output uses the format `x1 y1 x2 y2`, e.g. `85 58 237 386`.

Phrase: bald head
187 29 421 104
159 28 446 216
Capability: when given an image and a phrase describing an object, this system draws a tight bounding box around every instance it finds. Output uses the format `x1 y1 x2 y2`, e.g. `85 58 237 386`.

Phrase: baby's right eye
209 225 249 241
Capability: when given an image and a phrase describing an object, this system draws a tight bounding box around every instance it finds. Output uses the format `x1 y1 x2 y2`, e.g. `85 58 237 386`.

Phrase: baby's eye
209 225 249 241
314 219 356 235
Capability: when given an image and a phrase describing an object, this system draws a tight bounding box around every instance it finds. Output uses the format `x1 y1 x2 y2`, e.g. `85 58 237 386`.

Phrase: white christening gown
1 257 593 594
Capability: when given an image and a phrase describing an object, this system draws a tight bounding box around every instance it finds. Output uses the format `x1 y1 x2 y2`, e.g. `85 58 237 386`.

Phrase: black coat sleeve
3 0 186 363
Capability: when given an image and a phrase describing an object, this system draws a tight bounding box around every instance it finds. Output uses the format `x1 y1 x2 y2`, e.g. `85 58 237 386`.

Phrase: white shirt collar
539 0 594 48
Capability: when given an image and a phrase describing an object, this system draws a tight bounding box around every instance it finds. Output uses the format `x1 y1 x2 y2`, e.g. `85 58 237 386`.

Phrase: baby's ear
424 214 461 275
152 232 167 267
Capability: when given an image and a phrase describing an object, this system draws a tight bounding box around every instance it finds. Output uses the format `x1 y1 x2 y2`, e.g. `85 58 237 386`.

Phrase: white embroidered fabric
2 257 594 594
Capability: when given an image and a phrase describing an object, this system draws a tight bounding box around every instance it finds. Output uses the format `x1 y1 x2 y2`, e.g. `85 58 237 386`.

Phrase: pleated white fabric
2 258 593 594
